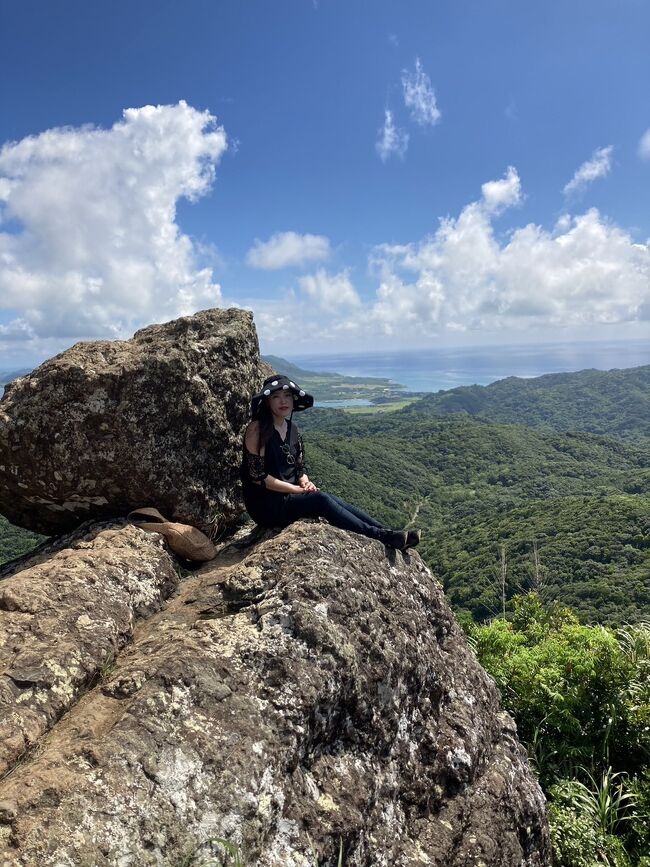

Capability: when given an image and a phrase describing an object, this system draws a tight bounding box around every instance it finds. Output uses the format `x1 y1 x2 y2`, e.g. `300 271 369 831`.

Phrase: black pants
281 491 389 540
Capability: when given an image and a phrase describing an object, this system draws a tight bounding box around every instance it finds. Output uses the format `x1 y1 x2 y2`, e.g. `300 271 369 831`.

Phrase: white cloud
563 145 613 197
369 167 650 336
235 167 650 353
639 129 650 160
227 294 332 351
298 268 360 311
0 317 35 341
401 58 441 127
481 166 522 214
246 231 330 270
376 109 409 162
0 101 227 344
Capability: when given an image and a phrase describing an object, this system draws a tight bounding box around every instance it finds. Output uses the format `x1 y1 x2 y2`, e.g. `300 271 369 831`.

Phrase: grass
344 398 419 414
0 739 47 784
570 767 638 836
100 651 118 681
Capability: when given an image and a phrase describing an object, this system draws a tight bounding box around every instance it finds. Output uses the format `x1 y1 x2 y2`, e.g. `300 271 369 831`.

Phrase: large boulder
0 308 263 536
0 521 550 865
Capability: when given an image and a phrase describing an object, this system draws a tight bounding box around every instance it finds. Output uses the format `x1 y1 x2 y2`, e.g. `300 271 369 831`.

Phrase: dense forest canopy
410 364 650 445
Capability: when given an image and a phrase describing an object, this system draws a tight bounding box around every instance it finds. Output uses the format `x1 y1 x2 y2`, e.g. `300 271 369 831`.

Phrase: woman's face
267 389 295 418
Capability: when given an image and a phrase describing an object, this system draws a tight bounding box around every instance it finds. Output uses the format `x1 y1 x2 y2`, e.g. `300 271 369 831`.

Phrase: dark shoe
405 529 421 548
378 529 408 549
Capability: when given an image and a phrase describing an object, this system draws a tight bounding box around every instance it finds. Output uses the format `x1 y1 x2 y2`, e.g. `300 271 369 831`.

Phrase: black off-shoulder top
240 420 306 526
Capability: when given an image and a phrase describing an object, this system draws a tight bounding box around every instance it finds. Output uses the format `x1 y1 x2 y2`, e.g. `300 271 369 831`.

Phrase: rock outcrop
0 520 550 866
0 521 178 778
0 308 262 536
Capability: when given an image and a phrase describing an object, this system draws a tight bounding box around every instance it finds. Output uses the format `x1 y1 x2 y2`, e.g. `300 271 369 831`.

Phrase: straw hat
127 507 217 562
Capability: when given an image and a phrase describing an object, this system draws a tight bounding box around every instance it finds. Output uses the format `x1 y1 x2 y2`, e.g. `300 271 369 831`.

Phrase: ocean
290 339 650 394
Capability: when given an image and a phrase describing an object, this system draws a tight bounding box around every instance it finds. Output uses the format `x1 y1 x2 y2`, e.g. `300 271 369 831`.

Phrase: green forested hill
3 361 646 864
262 355 333 379
432 494 650 624
408 364 650 444
0 515 45 565
299 410 650 625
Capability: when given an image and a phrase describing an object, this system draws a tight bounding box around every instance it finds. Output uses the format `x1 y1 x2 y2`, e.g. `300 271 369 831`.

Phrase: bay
290 339 650 394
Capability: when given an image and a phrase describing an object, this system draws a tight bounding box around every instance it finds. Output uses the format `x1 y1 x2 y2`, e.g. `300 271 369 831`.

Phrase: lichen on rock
0 307 264 536
0 521 550 866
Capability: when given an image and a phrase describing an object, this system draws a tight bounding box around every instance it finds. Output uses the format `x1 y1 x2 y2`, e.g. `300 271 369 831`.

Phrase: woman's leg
282 491 385 540
326 494 388 529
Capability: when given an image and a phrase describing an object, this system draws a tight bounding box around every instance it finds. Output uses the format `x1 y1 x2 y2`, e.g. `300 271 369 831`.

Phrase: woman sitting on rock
240 374 421 550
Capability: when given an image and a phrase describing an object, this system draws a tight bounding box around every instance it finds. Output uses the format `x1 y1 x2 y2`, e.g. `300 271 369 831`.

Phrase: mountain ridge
408 363 650 444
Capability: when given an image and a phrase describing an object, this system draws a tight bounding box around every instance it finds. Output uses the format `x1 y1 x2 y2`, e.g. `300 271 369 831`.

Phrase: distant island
262 354 427 411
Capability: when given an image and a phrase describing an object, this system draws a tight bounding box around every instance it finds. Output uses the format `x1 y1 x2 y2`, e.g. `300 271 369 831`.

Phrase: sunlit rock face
0 308 262 536
0 520 550 866
0 520 178 779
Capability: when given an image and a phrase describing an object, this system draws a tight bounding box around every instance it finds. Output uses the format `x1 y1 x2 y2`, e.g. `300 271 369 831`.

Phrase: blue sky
0 0 649 366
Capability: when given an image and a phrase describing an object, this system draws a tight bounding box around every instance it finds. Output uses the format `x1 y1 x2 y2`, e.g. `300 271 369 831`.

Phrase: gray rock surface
0 521 178 778
0 521 550 866
0 308 262 536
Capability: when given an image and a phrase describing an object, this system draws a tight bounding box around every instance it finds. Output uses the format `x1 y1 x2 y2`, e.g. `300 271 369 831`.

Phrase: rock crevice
0 521 178 779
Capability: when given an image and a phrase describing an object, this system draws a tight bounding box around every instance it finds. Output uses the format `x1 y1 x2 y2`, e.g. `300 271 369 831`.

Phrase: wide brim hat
251 374 314 419
127 507 217 562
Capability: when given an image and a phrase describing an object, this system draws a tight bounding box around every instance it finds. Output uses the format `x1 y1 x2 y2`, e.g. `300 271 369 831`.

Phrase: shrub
548 780 631 867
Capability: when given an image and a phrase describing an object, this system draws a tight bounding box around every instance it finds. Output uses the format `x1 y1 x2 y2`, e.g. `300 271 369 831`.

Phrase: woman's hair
256 401 277 452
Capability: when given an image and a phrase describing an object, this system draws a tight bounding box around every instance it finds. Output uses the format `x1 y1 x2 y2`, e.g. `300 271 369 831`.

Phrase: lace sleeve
245 449 267 484
296 434 306 479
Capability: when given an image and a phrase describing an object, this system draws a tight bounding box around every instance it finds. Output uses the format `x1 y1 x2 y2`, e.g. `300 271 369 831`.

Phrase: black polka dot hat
251 374 314 419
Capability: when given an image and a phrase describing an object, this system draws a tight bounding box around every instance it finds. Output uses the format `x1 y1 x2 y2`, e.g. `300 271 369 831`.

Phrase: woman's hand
298 474 318 493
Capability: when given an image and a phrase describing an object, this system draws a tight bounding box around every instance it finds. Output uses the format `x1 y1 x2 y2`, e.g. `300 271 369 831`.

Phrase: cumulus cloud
298 268 361 311
369 167 650 336
0 101 227 345
639 129 650 160
376 109 409 162
481 166 522 214
237 167 649 351
401 58 441 127
563 145 613 197
246 231 330 270
230 290 373 354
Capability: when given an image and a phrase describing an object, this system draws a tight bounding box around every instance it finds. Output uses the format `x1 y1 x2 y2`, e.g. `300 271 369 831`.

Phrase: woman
240 374 421 550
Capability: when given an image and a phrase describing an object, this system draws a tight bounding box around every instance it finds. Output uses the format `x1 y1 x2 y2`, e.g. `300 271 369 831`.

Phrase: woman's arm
244 422 306 495
295 431 318 491
264 474 307 494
